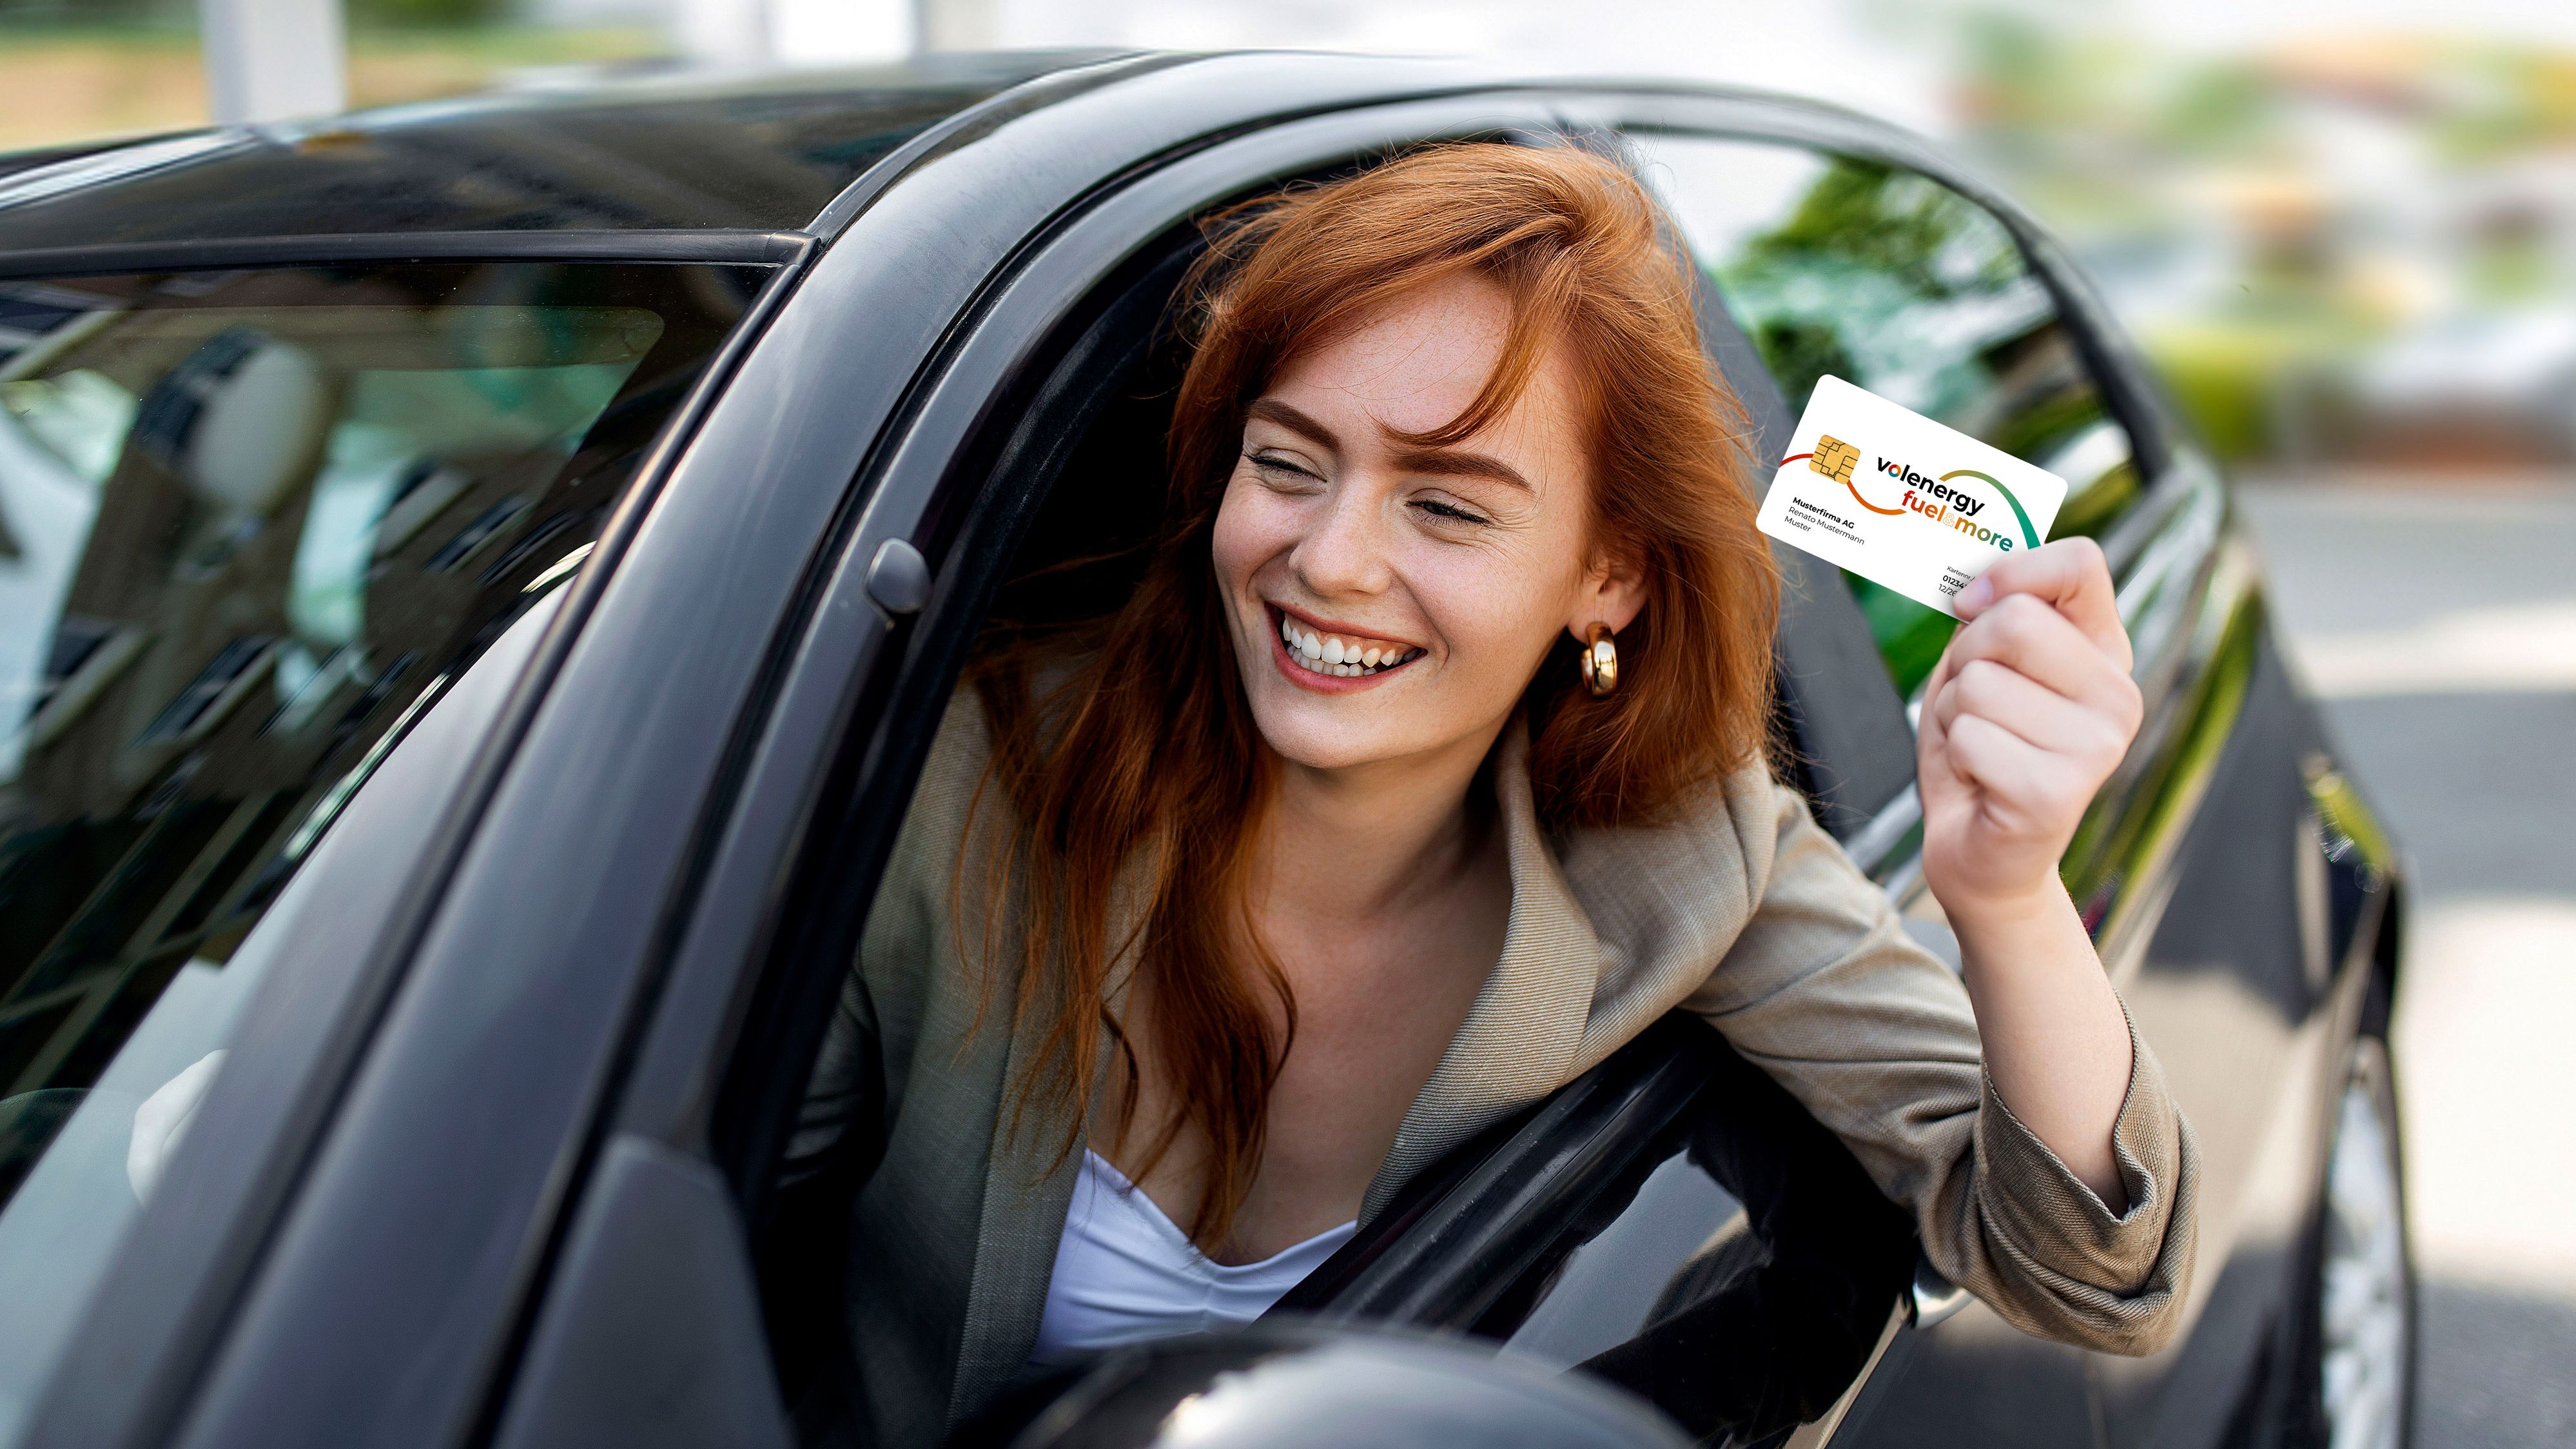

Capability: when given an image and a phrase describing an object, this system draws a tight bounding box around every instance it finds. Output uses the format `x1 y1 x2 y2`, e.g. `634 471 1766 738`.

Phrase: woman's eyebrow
1246 397 1339 449
1247 397 1530 491
1392 446 1533 492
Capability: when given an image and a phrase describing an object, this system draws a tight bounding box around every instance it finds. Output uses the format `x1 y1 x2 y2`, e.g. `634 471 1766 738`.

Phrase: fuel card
1754 375 2069 619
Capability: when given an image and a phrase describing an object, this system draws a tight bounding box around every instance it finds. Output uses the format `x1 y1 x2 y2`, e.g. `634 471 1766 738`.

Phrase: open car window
0 259 763 1440
1625 132 2147 698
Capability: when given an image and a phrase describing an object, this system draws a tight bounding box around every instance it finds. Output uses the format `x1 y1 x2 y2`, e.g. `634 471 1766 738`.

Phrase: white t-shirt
1030 1150 1356 1363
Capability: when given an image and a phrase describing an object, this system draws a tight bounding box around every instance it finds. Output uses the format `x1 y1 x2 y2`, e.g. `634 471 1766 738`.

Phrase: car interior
717 143 1922 1449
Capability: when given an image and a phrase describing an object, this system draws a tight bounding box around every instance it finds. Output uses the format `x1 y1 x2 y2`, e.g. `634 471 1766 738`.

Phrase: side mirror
966 1321 1690 1449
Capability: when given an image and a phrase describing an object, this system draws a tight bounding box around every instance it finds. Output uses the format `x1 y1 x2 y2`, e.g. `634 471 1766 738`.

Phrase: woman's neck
1255 718 1510 917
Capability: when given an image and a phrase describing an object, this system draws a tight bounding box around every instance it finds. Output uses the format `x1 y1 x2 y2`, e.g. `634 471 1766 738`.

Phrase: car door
1606 110 2345 1449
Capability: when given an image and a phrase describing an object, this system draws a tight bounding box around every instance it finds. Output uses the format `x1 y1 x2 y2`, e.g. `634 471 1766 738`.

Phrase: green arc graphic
1940 469 2040 548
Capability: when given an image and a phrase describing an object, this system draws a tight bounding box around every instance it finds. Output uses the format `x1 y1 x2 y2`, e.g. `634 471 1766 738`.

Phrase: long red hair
971 141 1779 1246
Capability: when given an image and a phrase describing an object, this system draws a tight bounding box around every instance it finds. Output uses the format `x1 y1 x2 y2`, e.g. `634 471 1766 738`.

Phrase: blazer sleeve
1679 775 2200 1357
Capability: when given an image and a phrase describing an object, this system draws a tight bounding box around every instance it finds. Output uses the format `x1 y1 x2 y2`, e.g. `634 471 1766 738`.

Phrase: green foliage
347 0 511 28
2139 320 2347 462
1845 574 1956 699
0 0 514 28
1985 385 2104 463
1739 159 2016 302
1746 319 1855 419
0 0 191 25
2160 64 2270 155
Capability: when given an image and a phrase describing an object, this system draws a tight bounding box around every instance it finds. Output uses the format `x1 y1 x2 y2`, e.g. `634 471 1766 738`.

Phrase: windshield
0 259 764 1437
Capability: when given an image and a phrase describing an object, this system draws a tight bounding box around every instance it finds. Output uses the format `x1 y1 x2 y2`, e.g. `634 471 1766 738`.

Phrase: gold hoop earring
1579 623 1619 697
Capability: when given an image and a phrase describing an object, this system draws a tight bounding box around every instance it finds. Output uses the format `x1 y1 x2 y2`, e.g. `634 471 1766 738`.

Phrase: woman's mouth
1269 607 1422 685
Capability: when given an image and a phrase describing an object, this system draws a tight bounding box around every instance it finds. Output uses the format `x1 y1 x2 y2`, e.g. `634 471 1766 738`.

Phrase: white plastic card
1754 375 2069 618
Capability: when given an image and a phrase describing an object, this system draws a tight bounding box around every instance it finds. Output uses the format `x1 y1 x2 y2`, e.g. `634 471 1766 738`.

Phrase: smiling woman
787 141 2198 1448
976 152 1782 1272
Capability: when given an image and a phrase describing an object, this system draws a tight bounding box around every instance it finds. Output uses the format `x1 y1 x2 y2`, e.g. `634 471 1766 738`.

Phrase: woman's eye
1411 498 1491 526
1247 450 1319 482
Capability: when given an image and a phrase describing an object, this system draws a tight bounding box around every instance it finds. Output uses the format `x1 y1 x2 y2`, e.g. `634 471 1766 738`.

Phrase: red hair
971 142 1779 1247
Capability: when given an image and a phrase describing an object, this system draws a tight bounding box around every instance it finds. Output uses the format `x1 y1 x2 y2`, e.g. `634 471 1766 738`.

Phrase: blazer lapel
1361 720 1601 1221
946 843 1155 1426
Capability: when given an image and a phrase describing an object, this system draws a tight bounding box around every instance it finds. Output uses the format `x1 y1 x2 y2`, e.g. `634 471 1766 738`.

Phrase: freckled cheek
1405 551 1559 678
1209 477 1287 596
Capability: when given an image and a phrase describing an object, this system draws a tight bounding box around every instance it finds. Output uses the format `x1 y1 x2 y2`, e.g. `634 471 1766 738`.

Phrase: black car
0 50 2411 1449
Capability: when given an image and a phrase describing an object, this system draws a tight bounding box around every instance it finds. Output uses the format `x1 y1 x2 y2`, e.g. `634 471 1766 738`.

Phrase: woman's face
1211 273 1644 776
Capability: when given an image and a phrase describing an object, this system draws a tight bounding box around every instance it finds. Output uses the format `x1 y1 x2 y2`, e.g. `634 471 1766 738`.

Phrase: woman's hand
1914 538 2144 1210
1917 538 2142 923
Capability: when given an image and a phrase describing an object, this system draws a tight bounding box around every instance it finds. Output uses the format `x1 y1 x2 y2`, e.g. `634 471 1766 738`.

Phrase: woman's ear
1570 542 1648 641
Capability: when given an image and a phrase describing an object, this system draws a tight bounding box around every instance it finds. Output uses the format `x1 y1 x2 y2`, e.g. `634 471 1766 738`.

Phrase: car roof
0 50 1129 252
0 49 1970 270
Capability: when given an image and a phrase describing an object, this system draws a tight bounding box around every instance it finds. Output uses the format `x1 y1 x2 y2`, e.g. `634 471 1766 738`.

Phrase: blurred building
6 0 2572 469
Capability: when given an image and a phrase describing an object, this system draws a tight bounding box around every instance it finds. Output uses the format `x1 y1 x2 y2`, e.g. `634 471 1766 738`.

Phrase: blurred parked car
0 51 2409 1449
2347 307 2576 464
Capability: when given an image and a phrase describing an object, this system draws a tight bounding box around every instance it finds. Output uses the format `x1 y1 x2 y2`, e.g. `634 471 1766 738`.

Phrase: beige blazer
795 689 2199 1446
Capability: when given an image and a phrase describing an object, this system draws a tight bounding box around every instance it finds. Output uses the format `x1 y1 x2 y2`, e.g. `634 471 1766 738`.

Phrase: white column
676 0 916 64
914 0 998 51
676 0 773 65
199 0 348 126
774 0 912 62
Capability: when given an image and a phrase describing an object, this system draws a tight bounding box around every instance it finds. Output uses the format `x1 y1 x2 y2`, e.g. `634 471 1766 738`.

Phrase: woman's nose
1290 483 1393 597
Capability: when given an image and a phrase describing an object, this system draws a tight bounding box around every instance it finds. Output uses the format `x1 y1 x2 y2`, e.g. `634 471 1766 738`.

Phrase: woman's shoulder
1550 748 1811 889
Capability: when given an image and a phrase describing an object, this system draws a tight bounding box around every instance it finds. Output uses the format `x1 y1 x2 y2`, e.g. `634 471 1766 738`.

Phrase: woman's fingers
1955 537 2131 670
1942 591 2142 724
1929 657 2127 764
1940 711 2094 826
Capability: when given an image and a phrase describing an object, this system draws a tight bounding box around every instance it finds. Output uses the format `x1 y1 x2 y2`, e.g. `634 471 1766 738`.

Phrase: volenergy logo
1877 458 2040 551
1786 435 2041 551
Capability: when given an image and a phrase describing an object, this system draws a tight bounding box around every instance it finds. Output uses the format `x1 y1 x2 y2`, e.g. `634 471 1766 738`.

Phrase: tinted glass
0 584 567 1446
1628 133 2143 696
0 260 761 1228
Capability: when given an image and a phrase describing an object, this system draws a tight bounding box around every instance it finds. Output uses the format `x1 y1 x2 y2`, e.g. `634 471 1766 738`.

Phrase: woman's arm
1915 538 2144 1210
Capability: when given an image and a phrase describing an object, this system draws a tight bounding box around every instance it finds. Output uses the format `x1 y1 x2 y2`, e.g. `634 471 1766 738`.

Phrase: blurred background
5 1 2566 1442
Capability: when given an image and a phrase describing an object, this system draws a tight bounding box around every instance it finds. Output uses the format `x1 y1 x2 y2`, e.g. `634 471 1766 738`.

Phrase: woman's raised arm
1916 537 2145 1210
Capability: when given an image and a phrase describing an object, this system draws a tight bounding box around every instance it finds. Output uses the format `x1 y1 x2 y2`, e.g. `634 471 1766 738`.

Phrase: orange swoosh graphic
1842 476 1905 515
1778 451 1906 516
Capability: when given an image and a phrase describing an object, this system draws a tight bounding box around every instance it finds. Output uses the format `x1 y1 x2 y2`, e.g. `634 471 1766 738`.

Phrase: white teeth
1274 614 1418 678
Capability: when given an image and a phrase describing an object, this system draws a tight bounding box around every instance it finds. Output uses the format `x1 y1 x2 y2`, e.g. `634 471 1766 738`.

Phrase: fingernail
1957 576 1993 613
